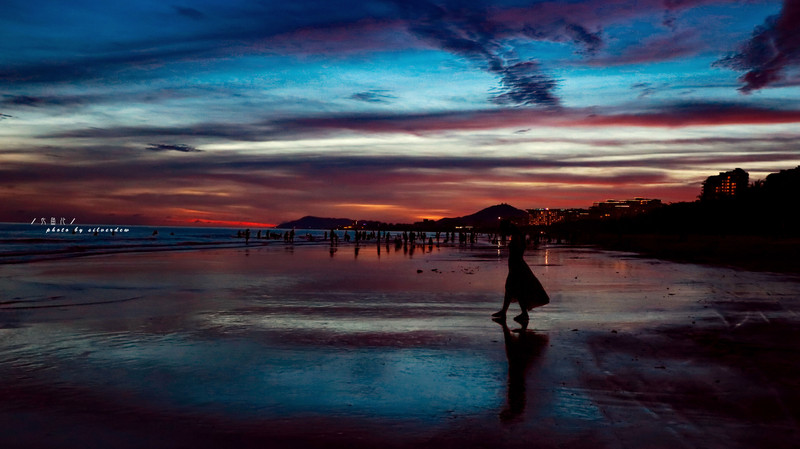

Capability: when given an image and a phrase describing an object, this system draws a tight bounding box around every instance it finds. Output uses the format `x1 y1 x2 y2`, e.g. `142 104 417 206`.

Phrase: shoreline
577 233 800 275
6 221 799 275
5 233 800 279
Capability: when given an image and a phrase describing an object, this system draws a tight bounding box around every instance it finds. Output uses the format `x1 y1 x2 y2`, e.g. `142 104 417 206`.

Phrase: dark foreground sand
1 243 799 448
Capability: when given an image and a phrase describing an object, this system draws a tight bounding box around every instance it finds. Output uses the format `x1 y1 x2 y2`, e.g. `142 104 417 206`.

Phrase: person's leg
513 303 529 324
492 291 512 317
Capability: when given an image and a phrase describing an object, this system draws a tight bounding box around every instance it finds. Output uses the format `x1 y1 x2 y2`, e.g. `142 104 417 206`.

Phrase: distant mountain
277 204 528 230
435 203 527 228
277 216 353 229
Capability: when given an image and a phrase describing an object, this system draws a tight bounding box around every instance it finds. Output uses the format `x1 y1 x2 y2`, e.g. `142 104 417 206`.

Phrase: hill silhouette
277 216 353 229
435 203 528 228
276 204 528 230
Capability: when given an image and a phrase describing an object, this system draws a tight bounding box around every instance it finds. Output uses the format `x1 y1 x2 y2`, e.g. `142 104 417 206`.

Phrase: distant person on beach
493 222 549 324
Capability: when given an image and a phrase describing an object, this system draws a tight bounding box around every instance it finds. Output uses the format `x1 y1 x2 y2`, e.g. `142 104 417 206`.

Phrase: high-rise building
700 168 749 200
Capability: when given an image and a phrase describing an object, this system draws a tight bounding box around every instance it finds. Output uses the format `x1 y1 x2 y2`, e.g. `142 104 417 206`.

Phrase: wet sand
582 233 800 274
1 243 799 448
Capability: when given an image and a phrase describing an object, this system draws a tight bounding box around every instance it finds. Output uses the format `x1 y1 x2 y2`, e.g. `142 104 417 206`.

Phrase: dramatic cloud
0 94 99 108
38 103 800 143
266 102 800 134
587 29 702 66
0 89 211 111
491 61 560 107
1 1 797 225
1 95 51 107
574 103 800 127
0 0 753 97
0 47 213 85
349 91 397 103
396 0 565 106
3 139 794 225
714 0 800 92
631 82 658 98
145 143 202 153
46 123 274 142
564 23 603 55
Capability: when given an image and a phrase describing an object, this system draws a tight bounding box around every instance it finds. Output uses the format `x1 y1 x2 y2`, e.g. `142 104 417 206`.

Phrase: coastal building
764 165 800 199
700 168 749 200
528 208 560 226
527 208 589 226
589 198 662 219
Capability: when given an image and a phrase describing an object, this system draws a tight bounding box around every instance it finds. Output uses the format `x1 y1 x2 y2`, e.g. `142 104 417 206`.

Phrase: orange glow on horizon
183 218 278 228
414 215 446 221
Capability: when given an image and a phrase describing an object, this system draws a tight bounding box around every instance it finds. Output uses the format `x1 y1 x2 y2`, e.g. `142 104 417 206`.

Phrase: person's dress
505 236 549 311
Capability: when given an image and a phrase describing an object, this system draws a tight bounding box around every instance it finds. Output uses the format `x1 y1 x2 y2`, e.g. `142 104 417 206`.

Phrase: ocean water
0 222 335 264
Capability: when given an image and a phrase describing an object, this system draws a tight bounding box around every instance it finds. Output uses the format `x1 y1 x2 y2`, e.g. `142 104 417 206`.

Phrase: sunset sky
2 0 799 226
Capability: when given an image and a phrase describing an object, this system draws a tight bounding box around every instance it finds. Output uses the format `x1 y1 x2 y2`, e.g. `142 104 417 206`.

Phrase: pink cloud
715 0 800 91
279 103 800 135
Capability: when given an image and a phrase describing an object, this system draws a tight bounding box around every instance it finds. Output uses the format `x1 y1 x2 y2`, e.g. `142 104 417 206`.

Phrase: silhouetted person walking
493 222 549 324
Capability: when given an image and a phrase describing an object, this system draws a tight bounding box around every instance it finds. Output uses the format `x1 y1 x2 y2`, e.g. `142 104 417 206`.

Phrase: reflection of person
493 222 549 324
496 319 548 422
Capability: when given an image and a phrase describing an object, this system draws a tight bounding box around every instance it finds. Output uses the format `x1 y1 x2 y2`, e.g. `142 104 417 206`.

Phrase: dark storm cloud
145 143 202 153
714 0 800 92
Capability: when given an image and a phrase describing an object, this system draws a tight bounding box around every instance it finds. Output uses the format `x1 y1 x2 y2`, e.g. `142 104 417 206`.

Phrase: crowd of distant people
234 227 551 249
235 228 485 246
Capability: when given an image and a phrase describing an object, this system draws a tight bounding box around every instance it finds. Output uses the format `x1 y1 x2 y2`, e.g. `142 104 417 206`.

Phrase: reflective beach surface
2 243 800 448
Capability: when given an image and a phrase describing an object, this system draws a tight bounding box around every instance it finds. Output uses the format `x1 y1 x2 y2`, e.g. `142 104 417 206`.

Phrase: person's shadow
494 318 549 422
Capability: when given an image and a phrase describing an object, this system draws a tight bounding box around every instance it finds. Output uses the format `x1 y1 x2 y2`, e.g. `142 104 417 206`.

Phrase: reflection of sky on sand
2 243 800 447
19 331 503 420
